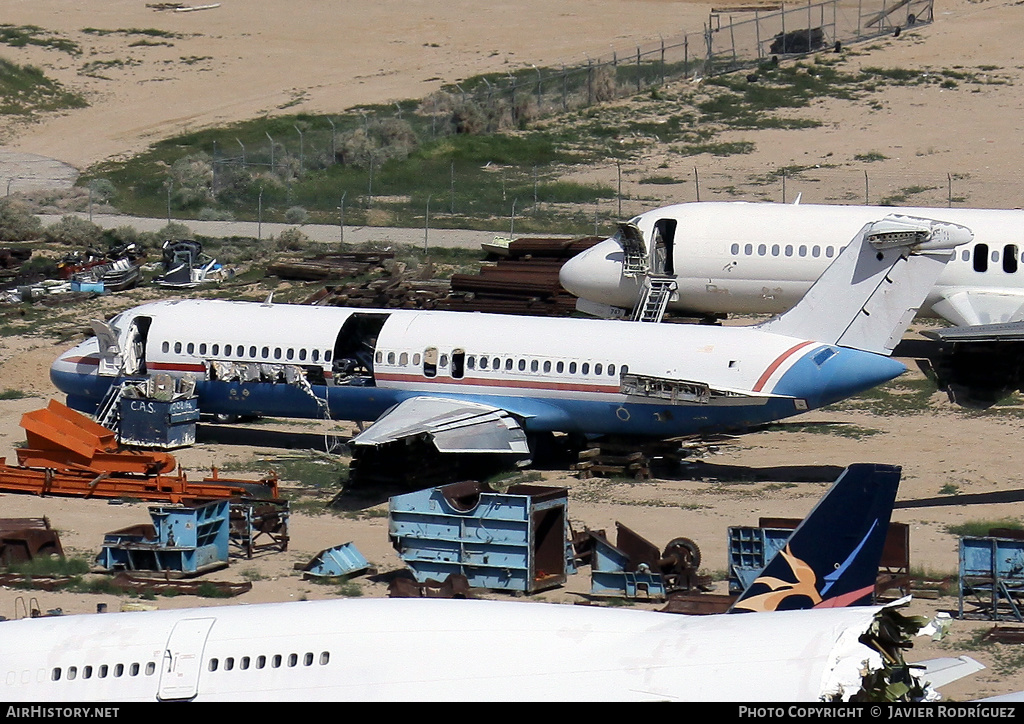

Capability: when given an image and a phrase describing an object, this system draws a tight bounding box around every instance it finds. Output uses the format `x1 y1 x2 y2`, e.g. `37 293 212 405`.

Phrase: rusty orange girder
0 401 279 503
17 400 176 474
0 459 278 504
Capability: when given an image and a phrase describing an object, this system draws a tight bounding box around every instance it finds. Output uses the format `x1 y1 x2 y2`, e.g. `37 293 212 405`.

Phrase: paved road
36 212 520 250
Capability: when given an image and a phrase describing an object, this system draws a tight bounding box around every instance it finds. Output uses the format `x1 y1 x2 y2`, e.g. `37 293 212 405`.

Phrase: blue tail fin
728 463 901 613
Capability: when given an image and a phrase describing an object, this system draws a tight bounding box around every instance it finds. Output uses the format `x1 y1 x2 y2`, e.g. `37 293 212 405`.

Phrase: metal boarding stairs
93 381 126 432
631 275 677 323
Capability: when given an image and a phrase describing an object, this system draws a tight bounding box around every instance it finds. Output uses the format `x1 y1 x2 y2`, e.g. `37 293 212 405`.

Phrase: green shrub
43 215 103 246
0 198 42 241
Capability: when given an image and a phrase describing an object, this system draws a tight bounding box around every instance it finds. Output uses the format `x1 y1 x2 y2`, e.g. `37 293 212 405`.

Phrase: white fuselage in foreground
2 597 887 702
559 201 1024 326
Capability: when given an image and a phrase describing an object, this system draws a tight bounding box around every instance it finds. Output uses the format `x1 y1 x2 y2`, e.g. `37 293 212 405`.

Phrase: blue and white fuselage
50 300 902 438
50 214 971 451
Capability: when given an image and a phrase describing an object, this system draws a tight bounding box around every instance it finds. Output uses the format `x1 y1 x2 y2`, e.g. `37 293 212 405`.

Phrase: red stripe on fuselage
64 356 100 366
148 362 207 373
374 371 621 395
752 341 816 393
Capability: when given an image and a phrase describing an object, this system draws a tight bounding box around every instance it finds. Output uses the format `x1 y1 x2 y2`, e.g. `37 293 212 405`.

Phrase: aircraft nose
49 339 108 413
559 239 640 309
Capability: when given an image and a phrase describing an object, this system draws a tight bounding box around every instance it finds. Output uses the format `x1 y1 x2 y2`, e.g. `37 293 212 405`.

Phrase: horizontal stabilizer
351 396 530 455
756 216 971 354
729 463 901 613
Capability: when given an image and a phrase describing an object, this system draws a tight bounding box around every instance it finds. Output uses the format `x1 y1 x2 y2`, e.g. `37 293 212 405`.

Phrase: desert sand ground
1 0 1024 702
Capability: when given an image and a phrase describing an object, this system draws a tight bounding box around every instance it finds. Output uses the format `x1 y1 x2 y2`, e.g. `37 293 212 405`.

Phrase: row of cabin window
732 241 1023 274
374 350 628 378
50 661 155 682
208 651 329 672
731 243 840 259
967 244 1020 273
160 341 333 364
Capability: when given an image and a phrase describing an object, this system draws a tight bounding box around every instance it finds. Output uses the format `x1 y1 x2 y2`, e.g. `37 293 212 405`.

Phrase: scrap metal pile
0 400 278 504
439 236 601 316
298 236 600 316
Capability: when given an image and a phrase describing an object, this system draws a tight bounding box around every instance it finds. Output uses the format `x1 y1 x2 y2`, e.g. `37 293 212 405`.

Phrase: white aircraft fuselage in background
559 201 1024 326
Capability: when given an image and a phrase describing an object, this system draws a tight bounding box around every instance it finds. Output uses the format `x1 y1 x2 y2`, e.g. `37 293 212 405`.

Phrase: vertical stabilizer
728 463 901 613
755 216 971 354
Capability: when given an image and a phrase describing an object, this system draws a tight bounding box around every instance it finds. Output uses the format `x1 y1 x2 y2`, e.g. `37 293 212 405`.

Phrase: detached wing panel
351 396 530 455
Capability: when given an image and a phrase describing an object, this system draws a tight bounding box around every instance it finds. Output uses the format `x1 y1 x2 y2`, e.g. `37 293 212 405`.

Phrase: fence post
587 58 593 106
424 194 431 253
756 11 762 60
807 0 812 57
694 167 700 202
636 47 642 92
562 64 568 111
730 15 738 67
704 22 713 77
660 38 665 86
617 160 622 217
864 170 869 205
509 74 518 126
781 3 786 50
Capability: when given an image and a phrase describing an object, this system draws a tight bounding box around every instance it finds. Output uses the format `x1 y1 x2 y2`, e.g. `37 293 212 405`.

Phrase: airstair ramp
631 275 677 323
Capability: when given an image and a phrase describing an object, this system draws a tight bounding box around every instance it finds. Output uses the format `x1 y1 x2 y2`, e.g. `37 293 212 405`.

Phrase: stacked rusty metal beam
439 236 601 316
0 400 278 504
267 251 395 281
304 277 449 309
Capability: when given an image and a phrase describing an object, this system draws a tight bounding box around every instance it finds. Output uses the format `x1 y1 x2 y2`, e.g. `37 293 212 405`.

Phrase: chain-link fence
446 0 933 119
619 164 1022 214
194 0 948 229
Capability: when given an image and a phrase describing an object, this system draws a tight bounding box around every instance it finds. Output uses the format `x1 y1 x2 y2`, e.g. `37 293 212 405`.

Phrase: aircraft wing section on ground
912 656 986 690
931 290 1024 327
350 396 531 455
923 320 1024 343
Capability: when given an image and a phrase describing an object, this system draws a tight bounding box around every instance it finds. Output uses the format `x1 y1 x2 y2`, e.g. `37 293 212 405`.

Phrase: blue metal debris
299 542 372 579
959 534 1024 621
96 500 230 576
587 523 705 601
727 525 793 595
590 533 668 599
388 481 570 593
